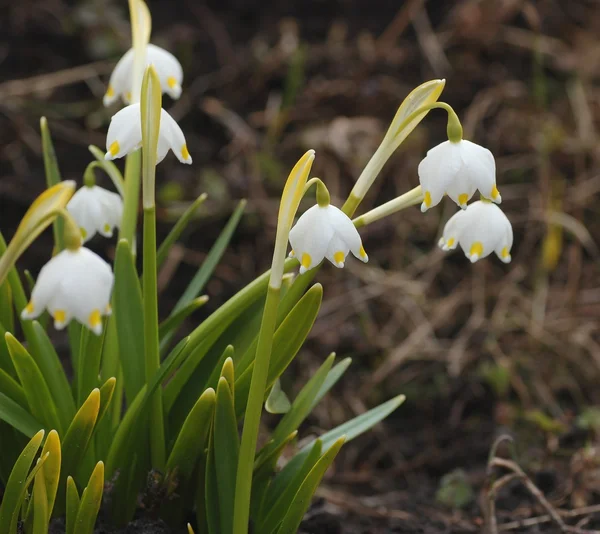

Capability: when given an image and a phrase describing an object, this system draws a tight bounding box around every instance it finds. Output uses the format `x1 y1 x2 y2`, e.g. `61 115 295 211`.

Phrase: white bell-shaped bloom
66 185 123 242
289 204 368 274
418 140 501 212
438 200 513 263
104 103 192 164
21 248 114 335
103 43 183 106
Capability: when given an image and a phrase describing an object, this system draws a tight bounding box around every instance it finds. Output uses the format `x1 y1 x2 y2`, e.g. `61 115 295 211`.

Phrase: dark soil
4 0 600 532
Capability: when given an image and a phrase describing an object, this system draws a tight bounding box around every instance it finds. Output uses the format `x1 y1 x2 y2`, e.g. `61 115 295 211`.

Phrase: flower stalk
353 185 423 228
233 150 315 534
140 65 165 469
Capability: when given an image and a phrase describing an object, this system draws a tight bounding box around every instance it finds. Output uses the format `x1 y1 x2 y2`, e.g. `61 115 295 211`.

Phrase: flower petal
325 205 367 262
459 140 499 203
147 44 183 100
289 205 334 274
439 208 467 251
325 234 350 268
418 141 462 212
105 103 142 160
104 48 134 106
159 109 191 164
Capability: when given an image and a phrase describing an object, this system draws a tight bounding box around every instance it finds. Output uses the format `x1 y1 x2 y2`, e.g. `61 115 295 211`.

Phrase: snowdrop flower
418 140 501 212
103 44 183 106
67 185 123 242
104 103 192 164
21 247 114 335
438 200 513 263
289 204 368 274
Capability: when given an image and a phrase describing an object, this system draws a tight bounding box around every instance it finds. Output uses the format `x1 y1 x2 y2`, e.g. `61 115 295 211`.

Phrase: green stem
143 206 165 469
353 186 423 228
119 151 142 247
233 284 280 534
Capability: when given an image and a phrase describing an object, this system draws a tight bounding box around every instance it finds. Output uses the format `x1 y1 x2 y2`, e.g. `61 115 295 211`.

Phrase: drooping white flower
438 200 513 263
289 204 368 274
66 185 123 242
103 43 183 106
104 103 192 164
21 248 114 335
418 140 501 212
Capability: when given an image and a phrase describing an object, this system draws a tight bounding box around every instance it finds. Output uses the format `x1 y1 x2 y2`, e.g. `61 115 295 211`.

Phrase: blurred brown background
2 0 600 532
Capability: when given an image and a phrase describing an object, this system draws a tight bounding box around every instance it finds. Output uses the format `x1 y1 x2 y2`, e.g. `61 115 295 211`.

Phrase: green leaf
0 391 43 437
113 239 145 402
257 354 335 468
0 321 16 378
74 462 104 534
77 326 106 406
32 321 76 431
40 117 64 250
32 460 49 534
163 266 274 412
258 440 322 533
105 337 189 478
275 395 405 491
234 284 323 417
5 333 61 433
250 431 297 521
175 200 246 313
160 199 247 350
0 273 14 334
11 452 50 533
40 430 61 517
56 389 101 514
96 377 117 429
65 476 80 534
265 377 291 414
309 357 352 412
214 376 239 534
156 193 208 269
204 423 220 534
276 437 345 534
0 429 45 533
158 295 209 340
166 387 215 483
0 367 27 407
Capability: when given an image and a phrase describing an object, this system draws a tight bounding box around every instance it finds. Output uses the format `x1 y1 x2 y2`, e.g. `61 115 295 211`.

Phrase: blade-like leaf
0 429 45 532
258 354 335 467
274 395 405 493
156 193 208 269
56 389 101 514
214 376 239 534
113 239 145 402
166 387 215 483
40 429 61 517
65 476 80 534
0 391 43 437
158 295 209 341
234 284 323 417
6 333 61 433
40 116 64 250
276 437 346 534
309 357 352 412
32 460 49 534
258 440 322 533
31 322 76 432
77 325 106 406
160 199 247 350
74 461 104 534
0 368 27 407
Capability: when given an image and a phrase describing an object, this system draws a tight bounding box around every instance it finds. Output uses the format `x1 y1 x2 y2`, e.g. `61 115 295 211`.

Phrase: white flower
438 200 513 263
103 43 183 106
289 204 368 274
66 185 123 242
418 140 501 212
104 103 192 164
21 248 114 335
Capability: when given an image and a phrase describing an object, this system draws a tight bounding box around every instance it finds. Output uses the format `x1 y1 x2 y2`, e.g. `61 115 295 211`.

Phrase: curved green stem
353 186 423 228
